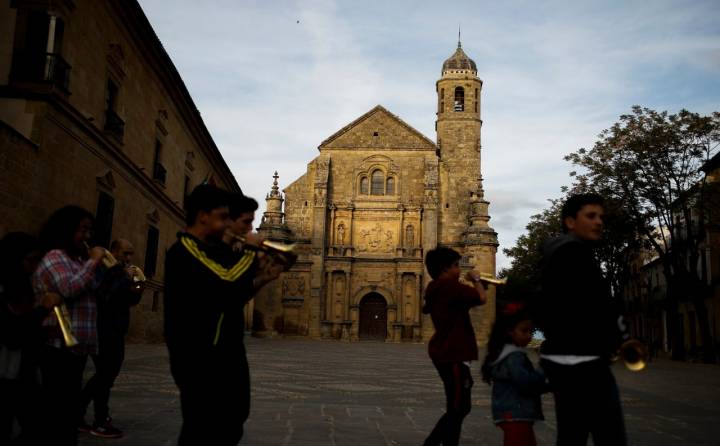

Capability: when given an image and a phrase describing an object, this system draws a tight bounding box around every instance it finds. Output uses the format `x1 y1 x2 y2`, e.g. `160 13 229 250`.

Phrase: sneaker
90 420 123 439
78 419 93 433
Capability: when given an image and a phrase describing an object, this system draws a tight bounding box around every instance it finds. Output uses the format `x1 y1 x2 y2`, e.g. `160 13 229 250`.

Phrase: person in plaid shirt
33 205 105 446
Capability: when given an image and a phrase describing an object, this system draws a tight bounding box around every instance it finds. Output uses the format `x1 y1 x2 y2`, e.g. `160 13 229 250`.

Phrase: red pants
498 421 536 446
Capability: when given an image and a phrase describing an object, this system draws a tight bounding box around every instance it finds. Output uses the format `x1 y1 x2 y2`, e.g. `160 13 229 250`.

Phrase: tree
565 107 720 362
498 199 561 306
499 190 639 318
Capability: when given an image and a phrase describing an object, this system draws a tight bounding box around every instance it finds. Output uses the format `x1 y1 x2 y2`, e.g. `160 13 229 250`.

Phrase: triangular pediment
319 105 436 151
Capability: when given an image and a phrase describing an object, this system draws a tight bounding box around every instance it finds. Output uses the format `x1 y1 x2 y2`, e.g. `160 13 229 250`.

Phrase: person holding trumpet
78 239 144 438
164 185 283 446
421 247 488 446
32 205 106 445
538 194 628 445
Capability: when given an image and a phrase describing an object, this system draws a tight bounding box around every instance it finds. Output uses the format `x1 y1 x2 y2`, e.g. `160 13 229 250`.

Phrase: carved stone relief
424 161 438 187
298 202 310 236
315 157 330 185
333 274 345 320
356 223 394 253
282 274 306 299
313 188 327 206
405 224 414 247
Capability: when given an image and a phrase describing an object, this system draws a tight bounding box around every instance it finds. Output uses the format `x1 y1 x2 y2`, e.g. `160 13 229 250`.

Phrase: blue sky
139 0 720 269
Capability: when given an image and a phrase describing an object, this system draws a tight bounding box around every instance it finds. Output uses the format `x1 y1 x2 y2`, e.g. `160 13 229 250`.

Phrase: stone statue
337 223 345 245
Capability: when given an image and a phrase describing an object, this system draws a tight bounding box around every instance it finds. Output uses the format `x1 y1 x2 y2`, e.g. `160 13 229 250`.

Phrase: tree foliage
502 107 720 362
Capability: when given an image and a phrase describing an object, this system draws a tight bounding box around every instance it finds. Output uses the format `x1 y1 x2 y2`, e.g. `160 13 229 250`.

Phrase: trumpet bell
129 265 146 283
619 339 648 372
54 305 78 347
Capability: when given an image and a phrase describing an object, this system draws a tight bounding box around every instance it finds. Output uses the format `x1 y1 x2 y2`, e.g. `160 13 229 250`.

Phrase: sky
138 0 720 269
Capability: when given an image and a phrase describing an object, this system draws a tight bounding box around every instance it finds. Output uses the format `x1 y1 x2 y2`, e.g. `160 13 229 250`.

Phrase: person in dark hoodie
164 185 282 446
538 193 627 445
422 247 487 446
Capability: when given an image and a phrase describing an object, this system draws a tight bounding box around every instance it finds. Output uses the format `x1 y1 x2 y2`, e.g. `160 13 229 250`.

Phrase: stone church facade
252 43 498 343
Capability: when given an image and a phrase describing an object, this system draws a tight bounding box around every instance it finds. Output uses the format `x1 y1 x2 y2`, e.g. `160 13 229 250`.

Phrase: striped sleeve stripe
180 236 255 281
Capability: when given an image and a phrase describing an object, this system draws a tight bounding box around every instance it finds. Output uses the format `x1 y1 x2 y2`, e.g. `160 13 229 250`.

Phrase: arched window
454 86 464 112
386 177 395 195
439 88 445 113
474 88 479 113
371 170 384 195
360 177 369 194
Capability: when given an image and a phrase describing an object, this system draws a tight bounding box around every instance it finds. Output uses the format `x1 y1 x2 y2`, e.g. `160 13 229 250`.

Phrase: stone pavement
79 338 720 445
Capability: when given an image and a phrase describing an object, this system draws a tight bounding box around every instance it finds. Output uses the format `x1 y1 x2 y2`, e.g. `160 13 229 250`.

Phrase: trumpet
127 264 147 290
84 242 146 288
477 273 507 286
227 232 297 270
84 242 118 268
53 304 78 347
614 339 648 372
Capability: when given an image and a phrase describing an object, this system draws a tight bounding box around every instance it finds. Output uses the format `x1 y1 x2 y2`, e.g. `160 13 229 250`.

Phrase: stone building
253 42 499 343
0 0 239 341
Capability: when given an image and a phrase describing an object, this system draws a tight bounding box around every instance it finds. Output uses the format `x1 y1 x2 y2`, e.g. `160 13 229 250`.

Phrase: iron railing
10 51 71 92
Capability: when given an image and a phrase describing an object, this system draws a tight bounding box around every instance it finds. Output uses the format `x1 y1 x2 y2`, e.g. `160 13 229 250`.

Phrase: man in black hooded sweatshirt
538 193 627 446
164 185 281 446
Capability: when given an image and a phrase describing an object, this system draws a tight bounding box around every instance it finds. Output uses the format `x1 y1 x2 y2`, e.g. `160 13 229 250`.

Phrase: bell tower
436 38 485 245
436 38 498 341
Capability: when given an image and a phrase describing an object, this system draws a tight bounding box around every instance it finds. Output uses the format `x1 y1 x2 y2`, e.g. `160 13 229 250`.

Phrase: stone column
348 204 355 255
414 273 423 341
344 271 351 321
309 157 330 337
329 204 336 246
396 271 403 321
325 271 333 321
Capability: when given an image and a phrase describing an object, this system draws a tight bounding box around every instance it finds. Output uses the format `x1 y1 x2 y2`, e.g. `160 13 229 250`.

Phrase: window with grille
386 177 395 195
371 170 384 195
360 177 369 194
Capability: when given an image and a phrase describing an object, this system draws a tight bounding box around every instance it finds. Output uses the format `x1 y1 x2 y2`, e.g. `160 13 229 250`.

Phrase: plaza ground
80 338 720 445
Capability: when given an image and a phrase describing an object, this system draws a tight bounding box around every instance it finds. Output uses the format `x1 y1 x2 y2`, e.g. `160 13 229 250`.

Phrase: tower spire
458 24 461 48
269 171 280 198
258 171 292 242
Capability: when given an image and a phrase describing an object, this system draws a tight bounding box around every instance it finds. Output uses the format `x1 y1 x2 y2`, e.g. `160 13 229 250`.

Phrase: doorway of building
359 293 387 341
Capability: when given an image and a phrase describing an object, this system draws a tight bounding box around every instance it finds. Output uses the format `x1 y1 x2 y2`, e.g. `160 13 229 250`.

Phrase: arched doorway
359 293 388 341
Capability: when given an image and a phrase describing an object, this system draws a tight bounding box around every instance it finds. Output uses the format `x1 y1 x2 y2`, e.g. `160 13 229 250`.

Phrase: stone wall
0 0 240 342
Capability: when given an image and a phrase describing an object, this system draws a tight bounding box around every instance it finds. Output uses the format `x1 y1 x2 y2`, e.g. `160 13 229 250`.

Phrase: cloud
138 0 720 269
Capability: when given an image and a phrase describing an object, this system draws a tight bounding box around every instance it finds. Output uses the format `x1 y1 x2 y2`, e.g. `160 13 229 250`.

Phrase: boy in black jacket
164 185 280 446
538 193 626 446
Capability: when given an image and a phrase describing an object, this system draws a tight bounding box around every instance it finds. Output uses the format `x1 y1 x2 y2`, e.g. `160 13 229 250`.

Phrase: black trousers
0 361 43 445
175 349 251 446
541 359 626 446
38 346 87 446
79 332 125 423
424 361 473 446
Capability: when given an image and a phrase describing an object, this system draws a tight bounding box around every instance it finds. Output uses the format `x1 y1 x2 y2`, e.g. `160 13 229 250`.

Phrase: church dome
442 43 477 73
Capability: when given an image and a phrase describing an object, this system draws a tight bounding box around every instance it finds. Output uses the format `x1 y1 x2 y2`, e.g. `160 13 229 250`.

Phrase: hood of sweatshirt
491 344 527 366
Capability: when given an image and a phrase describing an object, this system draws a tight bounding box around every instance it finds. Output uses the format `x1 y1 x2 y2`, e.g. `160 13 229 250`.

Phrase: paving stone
77 338 720 445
